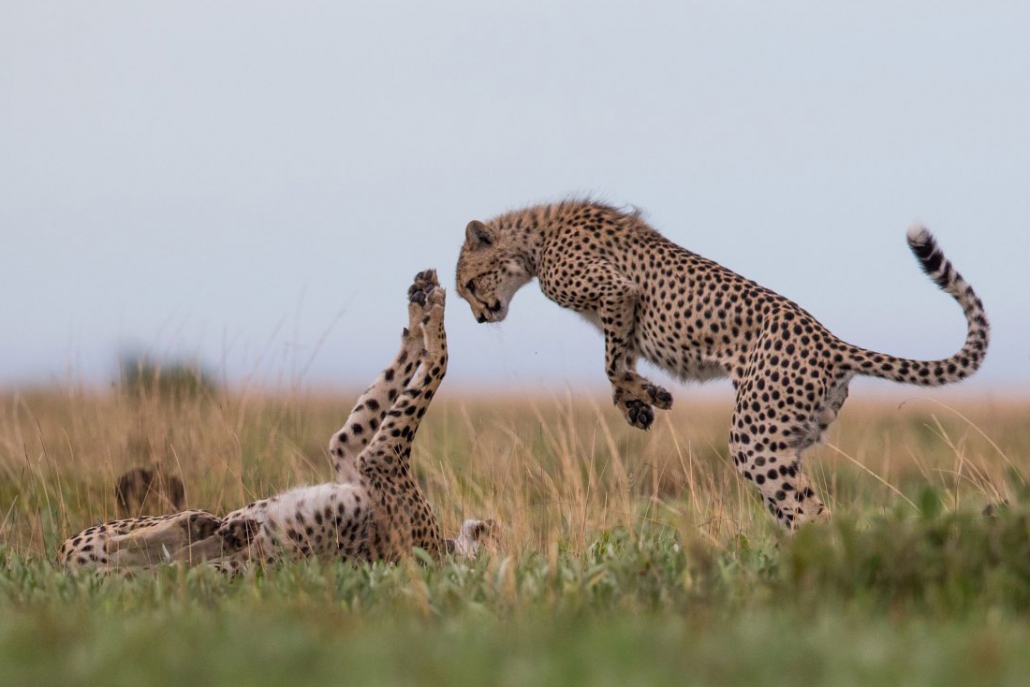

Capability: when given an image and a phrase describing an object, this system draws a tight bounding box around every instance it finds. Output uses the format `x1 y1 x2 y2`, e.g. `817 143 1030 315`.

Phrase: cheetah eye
464 279 476 295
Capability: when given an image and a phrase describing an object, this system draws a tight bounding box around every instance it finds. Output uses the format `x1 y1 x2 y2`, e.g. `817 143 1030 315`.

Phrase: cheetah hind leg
104 510 221 567
730 404 832 529
741 446 832 531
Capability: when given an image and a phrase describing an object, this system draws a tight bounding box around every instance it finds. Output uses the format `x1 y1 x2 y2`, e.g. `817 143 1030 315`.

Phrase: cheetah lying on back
456 201 989 529
59 270 496 572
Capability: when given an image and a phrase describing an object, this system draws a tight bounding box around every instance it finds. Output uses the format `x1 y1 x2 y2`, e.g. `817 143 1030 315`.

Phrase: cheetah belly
642 339 728 383
635 312 729 383
576 303 728 383
238 483 371 560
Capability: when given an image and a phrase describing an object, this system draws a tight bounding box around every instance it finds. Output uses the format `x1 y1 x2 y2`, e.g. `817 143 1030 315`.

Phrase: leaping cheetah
456 201 988 529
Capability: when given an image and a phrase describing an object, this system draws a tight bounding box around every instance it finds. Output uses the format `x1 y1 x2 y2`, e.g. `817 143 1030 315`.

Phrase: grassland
2 384 1030 686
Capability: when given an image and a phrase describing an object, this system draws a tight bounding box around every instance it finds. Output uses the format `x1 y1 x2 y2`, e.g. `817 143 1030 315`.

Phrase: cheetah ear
465 220 494 248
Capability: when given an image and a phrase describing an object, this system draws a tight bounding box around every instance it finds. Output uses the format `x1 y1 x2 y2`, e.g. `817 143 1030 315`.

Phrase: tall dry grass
1 383 1027 560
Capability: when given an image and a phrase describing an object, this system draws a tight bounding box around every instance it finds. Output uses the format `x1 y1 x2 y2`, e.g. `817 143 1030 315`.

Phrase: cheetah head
456 220 531 324
445 518 499 558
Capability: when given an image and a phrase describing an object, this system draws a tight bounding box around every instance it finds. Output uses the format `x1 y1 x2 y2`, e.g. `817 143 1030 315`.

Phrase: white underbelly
575 307 728 383
637 334 728 383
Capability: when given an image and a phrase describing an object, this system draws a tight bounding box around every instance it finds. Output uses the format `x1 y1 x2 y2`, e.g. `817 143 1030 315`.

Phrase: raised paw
407 269 440 306
407 269 440 339
425 278 445 311
623 399 655 430
646 384 674 410
420 274 446 324
612 385 658 430
410 277 447 370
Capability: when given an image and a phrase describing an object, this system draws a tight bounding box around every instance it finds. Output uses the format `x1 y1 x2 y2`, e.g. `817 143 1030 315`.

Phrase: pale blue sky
1 1 1027 395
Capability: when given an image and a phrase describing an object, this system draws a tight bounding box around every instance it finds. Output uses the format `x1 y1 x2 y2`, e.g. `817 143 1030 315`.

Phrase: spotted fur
59 270 496 571
456 200 989 529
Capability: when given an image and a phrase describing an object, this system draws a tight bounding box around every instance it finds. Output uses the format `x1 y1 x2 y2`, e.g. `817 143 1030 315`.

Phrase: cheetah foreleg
586 263 672 430
104 510 221 567
359 271 448 561
329 270 436 483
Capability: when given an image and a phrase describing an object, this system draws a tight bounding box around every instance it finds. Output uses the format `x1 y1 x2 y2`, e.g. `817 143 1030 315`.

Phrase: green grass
5 513 1030 686
2 390 1030 685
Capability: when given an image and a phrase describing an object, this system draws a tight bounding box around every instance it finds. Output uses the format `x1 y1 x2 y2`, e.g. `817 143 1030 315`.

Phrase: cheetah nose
476 313 488 324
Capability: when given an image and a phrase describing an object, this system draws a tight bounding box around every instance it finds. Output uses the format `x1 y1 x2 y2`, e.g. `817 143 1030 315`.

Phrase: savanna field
2 378 1030 687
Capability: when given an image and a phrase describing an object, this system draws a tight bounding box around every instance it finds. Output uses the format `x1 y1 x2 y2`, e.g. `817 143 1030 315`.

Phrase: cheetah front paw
181 511 221 541
645 384 674 410
420 279 447 352
613 384 665 430
406 269 440 341
424 281 445 316
420 271 445 325
408 269 439 306
217 517 260 551
622 398 655 430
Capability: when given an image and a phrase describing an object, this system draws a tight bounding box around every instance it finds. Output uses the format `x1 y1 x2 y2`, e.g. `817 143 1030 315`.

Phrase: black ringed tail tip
907 224 950 289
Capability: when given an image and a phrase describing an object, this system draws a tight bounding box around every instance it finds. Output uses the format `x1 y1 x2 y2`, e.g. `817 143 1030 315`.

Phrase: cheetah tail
845 225 989 387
